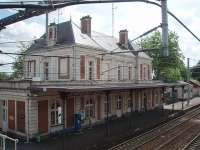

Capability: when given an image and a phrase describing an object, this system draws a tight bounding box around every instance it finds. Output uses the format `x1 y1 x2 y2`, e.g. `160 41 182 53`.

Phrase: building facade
0 16 186 139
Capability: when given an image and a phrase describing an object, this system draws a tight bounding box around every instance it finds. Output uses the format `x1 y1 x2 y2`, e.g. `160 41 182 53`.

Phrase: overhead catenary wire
0 50 80 59
0 0 199 44
0 40 35 45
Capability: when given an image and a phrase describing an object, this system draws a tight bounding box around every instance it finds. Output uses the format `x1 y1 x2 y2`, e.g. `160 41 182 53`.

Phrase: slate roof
27 20 150 59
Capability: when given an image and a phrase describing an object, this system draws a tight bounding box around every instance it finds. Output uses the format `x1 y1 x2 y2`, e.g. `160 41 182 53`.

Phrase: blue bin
74 113 81 131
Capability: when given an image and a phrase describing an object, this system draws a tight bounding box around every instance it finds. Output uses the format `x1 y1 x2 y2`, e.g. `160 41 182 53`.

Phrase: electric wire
0 0 199 44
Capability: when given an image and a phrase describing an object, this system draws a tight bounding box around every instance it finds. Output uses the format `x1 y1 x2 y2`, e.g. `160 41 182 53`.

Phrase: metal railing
0 133 18 150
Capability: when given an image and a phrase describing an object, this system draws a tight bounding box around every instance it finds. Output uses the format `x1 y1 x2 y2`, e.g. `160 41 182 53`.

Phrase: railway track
183 132 200 150
109 107 200 150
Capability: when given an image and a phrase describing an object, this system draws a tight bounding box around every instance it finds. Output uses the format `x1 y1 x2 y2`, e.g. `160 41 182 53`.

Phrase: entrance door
66 97 74 128
38 101 48 133
17 101 25 133
8 100 15 130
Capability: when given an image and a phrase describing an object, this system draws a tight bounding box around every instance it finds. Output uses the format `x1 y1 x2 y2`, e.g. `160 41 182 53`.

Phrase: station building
0 16 187 139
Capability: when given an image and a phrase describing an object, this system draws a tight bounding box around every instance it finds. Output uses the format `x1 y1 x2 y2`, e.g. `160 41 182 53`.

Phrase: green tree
12 43 30 78
139 31 186 82
191 61 200 81
0 72 10 80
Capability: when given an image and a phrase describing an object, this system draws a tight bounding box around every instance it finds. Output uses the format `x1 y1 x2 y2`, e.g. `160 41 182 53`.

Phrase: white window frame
85 98 95 118
117 96 122 110
50 100 62 127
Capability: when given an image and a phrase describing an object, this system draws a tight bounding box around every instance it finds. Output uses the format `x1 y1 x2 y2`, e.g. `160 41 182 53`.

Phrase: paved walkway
164 97 200 111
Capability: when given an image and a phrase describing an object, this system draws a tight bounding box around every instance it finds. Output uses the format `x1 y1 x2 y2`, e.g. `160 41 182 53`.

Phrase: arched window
50 100 62 126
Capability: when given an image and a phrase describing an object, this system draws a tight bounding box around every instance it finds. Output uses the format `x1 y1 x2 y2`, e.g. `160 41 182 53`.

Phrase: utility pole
161 0 169 56
187 58 190 81
187 58 190 106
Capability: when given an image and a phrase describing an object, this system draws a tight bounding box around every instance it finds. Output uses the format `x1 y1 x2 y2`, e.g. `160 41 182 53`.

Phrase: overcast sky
0 0 200 72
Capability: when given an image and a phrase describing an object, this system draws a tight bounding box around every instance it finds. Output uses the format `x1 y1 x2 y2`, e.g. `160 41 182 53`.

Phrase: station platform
164 97 200 111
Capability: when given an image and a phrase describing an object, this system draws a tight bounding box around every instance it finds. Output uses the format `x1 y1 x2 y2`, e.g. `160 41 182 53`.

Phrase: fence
0 133 18 150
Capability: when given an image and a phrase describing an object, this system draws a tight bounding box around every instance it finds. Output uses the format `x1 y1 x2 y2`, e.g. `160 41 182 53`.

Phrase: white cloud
0 0 200 73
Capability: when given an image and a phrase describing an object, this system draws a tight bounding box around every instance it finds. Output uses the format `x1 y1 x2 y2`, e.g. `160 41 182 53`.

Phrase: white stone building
0 16 187 139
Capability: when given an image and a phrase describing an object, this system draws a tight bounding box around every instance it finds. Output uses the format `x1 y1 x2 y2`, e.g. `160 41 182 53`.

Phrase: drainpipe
135 53 139 83
26 93 30 143
182 86 184 111
105 91 110 137
129 90 133 128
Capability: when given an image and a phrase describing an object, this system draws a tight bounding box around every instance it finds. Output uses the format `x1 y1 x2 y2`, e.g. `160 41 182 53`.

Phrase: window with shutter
148 65 150 80
128 65 132 80
27 60 36 77
144 67 146 80
59 57 70 79
118 65 122 80
96 58 100 79
140 64 143 80
80 55 85 79
44 62 49 80
88 61 94 80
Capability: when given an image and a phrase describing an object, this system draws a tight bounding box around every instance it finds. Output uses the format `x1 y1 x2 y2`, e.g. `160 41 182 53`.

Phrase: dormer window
47 23 57 46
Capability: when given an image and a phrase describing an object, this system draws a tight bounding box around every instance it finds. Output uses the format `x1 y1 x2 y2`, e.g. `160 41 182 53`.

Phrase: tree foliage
0 72 10 80
12 43 30 79
139 31 186 82
191 61 200 81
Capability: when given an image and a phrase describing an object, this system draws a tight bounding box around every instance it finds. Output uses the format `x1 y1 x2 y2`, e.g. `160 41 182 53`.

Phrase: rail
0 133 18 150
182 132 200 150
109 107 200 150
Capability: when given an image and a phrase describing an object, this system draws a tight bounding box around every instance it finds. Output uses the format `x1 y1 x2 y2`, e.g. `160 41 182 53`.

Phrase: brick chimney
80 15 91 37
119 29 128 48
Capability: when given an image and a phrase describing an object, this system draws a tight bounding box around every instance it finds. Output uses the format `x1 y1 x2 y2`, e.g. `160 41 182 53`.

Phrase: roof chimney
80 15 91 37
119 29 128 48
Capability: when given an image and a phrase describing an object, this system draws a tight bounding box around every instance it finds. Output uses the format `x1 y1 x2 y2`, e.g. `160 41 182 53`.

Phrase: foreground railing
0 133 18 150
